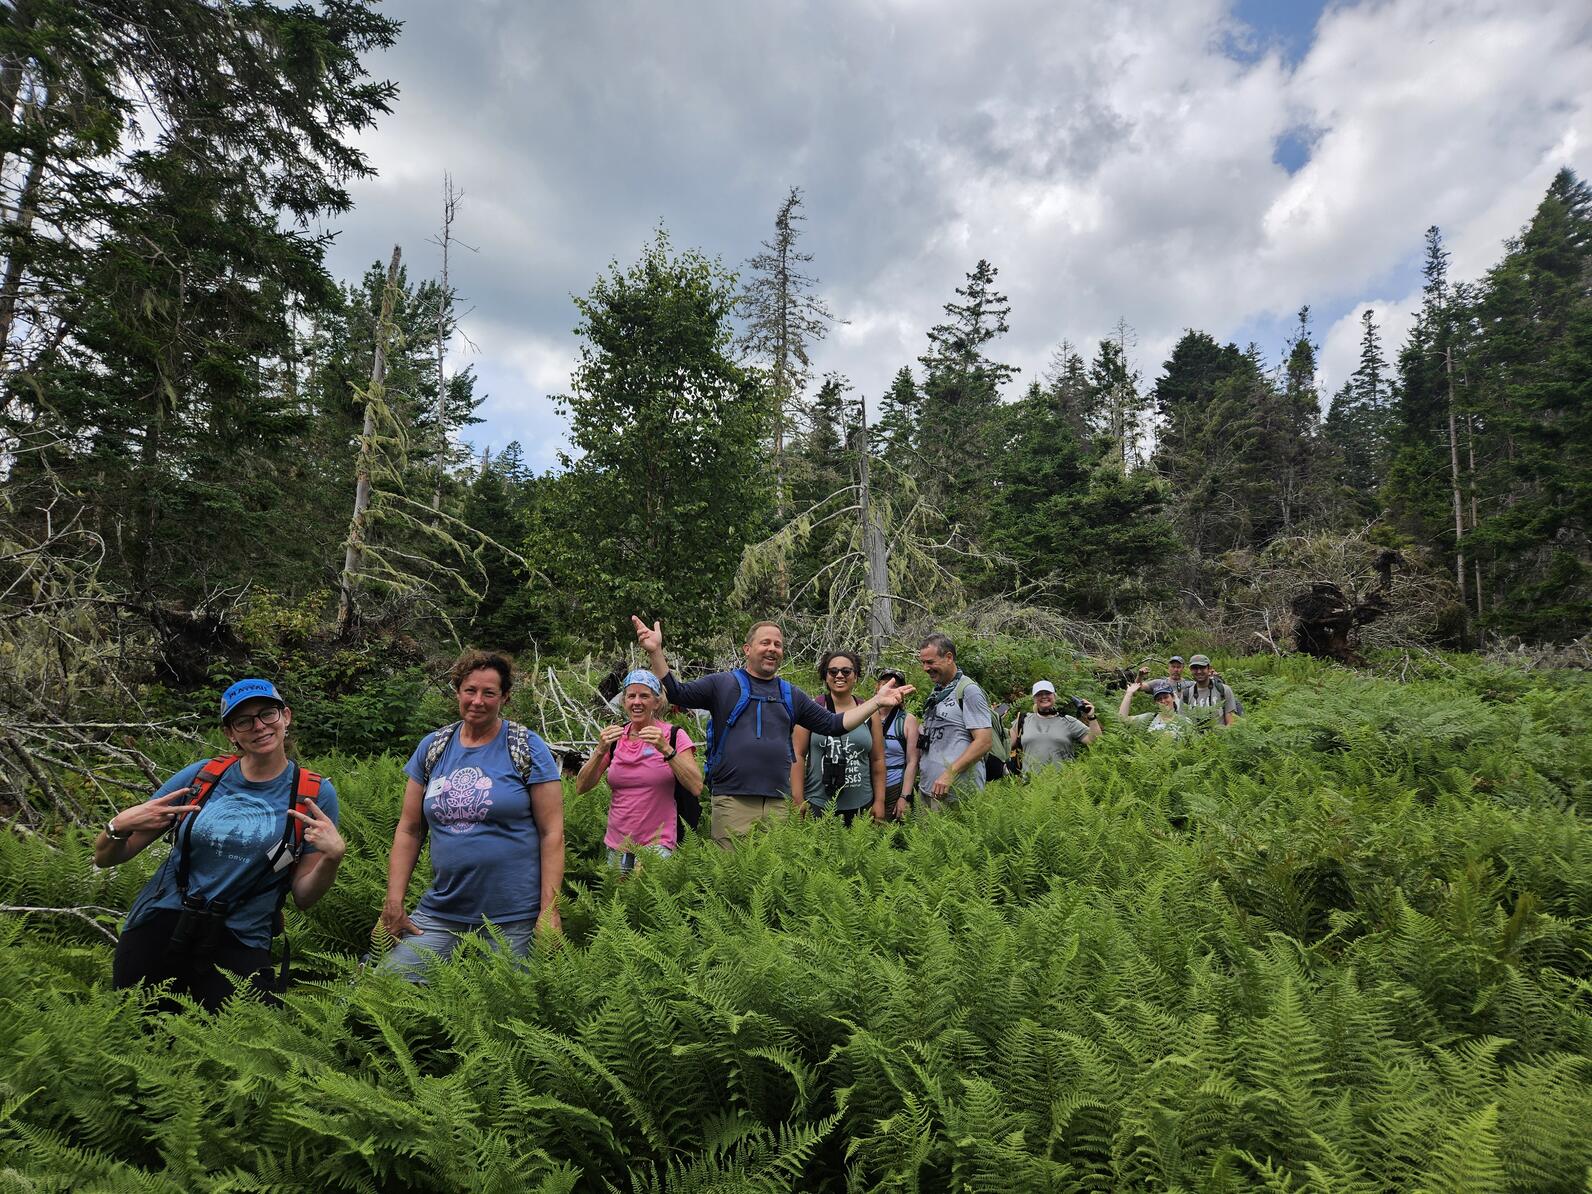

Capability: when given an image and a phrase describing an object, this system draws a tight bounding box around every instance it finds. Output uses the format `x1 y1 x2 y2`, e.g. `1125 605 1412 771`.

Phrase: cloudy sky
323 0 1592 470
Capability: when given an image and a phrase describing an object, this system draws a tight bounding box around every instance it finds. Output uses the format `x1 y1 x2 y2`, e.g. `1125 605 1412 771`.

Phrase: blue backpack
703 668 796 784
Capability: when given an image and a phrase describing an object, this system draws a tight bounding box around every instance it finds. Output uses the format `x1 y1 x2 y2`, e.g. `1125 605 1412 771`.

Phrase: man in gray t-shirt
915 632 993 811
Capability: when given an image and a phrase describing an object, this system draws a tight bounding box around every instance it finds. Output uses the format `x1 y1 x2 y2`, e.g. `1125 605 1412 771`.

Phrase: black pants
113 908 276 1012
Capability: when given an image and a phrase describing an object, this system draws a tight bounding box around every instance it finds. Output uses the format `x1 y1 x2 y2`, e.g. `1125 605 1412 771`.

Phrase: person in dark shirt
631 615 912 847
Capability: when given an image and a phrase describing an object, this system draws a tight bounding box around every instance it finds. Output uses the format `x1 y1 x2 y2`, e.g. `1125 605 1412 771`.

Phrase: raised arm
840 679 915 732
1118 682 1142 720
631 615 669 680
575 724 624 794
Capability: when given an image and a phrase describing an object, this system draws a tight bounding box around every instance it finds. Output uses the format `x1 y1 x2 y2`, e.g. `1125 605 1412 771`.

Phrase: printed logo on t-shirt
429 766 493 832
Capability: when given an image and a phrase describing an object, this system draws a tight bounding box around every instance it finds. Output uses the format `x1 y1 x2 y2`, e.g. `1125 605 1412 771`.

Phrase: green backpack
949 674 1010 779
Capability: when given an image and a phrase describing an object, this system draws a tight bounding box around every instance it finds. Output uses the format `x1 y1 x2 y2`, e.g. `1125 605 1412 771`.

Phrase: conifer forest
1 2 1589 1190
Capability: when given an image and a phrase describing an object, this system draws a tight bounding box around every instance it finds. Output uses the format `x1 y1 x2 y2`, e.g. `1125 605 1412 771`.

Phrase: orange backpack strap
178 755 240 824
290 767 323 850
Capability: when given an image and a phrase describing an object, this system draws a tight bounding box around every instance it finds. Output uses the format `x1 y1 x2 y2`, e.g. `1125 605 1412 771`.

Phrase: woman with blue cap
94 678 343 1010
575 668 702 873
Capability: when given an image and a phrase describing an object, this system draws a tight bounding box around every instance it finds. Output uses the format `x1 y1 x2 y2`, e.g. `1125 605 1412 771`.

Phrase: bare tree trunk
0 0 37 180
130 388 165 597
431 176 458 512
338 245 402 638
0 131 46 363
1467 412 1484 624
1445 347 1467 646
856 399 893 662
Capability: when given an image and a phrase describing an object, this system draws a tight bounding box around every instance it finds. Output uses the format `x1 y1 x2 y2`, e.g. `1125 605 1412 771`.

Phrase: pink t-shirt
604 723 694 851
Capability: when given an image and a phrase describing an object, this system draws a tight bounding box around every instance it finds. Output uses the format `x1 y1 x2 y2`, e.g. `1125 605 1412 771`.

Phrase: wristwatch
661 749 677 761
105 818 128 842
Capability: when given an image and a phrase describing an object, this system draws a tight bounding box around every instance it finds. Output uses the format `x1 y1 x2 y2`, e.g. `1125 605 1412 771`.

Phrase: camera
168 893 231 955
1066 696 1094 719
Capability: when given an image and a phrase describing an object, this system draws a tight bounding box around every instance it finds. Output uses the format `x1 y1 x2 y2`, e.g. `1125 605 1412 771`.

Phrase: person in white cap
1184 655 1239 728
1008 681 1099 777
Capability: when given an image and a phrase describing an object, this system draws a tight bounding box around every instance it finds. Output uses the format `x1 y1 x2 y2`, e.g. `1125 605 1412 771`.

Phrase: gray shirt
662 669 846 799
1184 679 1238 729
1018 712 1090 771
918 673 992 800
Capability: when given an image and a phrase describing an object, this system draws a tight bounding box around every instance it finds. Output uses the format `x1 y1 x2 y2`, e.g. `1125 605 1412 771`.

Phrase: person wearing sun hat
94 677 344 1010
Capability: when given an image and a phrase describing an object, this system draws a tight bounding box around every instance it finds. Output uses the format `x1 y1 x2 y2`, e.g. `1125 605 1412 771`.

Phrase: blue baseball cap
621 669 663 696
220 678 285 722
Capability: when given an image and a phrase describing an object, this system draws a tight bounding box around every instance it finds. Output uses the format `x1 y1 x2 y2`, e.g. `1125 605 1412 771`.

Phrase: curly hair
449 648 514 693
817 649 863 686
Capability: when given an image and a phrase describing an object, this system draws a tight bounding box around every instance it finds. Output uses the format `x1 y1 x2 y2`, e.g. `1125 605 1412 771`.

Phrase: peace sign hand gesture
112 787 202 835
288 799 346 862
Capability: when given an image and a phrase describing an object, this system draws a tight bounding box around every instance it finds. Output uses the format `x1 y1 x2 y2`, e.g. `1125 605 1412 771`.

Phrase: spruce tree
917 259 1017 533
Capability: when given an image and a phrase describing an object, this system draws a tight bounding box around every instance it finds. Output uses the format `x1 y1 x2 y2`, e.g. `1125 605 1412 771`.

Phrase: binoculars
168 893 232 955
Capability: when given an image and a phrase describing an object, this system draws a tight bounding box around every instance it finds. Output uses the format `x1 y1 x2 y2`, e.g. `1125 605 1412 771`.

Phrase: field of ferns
1 652 1589 1192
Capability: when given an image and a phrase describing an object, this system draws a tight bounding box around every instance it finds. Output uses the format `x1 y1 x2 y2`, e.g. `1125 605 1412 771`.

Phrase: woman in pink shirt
575 669 703 874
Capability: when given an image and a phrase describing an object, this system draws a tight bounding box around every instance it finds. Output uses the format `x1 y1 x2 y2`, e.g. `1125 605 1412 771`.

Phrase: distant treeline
1 2 1587 679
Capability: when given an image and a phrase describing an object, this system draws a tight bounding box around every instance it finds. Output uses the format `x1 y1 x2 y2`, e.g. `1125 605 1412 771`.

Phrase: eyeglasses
825 667 855 678
227 706 283 732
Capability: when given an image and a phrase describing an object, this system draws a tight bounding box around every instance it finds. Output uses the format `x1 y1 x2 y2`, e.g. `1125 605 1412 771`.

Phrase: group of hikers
92 615 1240 1009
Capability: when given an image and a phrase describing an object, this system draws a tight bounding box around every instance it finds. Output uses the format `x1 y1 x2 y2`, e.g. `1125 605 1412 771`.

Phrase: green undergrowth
2 656 1590 1191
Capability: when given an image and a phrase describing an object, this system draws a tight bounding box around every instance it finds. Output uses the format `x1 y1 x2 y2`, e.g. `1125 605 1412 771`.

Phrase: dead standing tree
738 187 842 600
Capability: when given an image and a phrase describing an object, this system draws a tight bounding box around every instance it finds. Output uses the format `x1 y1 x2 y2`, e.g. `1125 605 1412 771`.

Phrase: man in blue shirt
631 615 912 847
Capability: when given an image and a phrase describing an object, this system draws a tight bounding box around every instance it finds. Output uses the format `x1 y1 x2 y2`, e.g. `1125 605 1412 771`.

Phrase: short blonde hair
744 619 784 644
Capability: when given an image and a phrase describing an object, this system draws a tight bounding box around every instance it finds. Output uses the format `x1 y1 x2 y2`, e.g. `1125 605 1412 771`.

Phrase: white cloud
326 0 1592 451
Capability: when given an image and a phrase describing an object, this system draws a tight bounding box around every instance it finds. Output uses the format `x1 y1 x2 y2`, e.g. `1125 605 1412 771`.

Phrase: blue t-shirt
124 759 340 949
403 721 560 926
661 670 847 799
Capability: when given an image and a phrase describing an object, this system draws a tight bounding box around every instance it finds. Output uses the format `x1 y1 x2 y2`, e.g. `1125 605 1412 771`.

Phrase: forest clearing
2 1 1590 1189
2 651 1589 1190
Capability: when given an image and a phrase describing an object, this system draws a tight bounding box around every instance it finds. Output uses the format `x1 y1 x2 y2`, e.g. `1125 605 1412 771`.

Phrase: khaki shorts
710 794 789 848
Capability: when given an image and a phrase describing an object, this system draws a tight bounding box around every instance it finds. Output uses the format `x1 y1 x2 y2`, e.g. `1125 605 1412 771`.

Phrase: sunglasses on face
826 667 854 678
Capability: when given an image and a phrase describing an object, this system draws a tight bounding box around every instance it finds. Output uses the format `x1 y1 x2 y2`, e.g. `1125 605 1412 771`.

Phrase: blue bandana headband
622 669 662 696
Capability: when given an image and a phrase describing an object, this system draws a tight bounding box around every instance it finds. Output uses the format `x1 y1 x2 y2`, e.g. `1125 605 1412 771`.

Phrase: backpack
1008 710 1026 775
931 674 1009 782
171 755 324 989
703 668 795 785
420 719 540 788
173 756 322 918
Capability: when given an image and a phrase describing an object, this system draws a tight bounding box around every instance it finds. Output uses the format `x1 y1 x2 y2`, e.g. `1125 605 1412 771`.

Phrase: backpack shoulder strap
173 755 240 897
290 766 323 851
669 723 680 749
1013 711 1025 739
777 679 794 723
420 722 462 785
177 755 240 826
504 720 537 787
706 670 754 777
